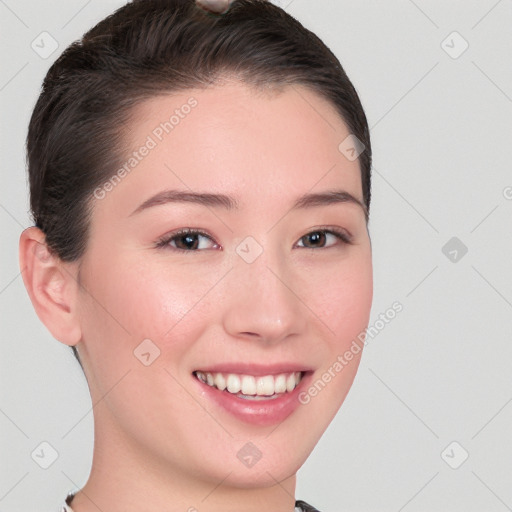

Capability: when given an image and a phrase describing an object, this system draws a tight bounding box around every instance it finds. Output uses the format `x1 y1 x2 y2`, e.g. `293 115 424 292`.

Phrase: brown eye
174 232 201 250
156 229 219 252
297 229 352 249
301 231 326 248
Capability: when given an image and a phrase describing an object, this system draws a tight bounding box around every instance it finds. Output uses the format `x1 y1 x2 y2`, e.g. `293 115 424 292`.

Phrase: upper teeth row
194 371 302 396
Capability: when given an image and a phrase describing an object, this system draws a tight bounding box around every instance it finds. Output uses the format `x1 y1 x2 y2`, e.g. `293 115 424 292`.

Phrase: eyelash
155 226 353 253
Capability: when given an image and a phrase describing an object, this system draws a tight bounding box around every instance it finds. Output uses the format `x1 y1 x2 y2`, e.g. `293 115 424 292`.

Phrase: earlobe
18 226 82 347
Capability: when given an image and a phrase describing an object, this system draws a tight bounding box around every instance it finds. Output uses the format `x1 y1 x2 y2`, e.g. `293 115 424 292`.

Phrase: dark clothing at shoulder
295 499 322 511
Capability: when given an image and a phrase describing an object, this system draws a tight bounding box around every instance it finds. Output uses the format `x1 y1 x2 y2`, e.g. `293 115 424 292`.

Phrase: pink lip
192 370 314 427
193 362 314 376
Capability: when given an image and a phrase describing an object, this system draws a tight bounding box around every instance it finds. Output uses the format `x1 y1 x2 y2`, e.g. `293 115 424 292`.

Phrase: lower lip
192 372 313 427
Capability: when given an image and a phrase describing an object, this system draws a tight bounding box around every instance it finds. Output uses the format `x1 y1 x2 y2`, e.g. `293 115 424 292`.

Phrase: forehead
99 80 363 218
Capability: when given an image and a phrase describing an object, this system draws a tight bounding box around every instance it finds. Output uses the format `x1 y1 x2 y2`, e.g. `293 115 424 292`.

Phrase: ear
19 226 82 346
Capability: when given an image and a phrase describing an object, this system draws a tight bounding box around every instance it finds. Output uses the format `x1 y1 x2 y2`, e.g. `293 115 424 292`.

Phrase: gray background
1 0 511 510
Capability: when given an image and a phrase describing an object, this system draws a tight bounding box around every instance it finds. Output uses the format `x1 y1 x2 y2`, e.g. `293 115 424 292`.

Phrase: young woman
19 1 373 510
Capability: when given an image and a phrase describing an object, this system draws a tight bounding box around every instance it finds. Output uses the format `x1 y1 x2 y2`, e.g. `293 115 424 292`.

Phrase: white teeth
286 373 296 392
241 375 257 395
195 370 303 396
226 374 241 394
214 372 226 391
256 375 275 396
274 374 287 394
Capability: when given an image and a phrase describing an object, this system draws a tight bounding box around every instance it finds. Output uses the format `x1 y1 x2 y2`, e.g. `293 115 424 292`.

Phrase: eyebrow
129 188 368 221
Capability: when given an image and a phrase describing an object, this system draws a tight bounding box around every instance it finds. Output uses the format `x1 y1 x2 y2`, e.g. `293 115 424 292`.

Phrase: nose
221 245 307 345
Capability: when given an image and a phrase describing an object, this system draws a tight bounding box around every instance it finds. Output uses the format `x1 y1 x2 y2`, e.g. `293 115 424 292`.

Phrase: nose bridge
222 238 306 342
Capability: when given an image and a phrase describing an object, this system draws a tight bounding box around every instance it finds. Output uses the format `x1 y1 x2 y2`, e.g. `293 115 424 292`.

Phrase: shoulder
59 491 76 512
295 499 322 512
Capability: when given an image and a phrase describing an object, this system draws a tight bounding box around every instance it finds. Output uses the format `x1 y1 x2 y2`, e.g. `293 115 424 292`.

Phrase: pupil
306 232 325 247
180 234 198 250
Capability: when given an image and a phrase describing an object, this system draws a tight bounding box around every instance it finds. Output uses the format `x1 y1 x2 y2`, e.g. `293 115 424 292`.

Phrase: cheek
77 259 207 426
78 254 233 398
300 250 373 344
83 253 212 338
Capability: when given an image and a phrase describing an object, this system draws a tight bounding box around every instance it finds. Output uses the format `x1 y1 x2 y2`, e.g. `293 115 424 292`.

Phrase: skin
19 79 373 512
196 0 235 14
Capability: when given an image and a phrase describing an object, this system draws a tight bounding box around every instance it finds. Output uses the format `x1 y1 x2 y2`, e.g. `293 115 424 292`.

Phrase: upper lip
193 362 314 376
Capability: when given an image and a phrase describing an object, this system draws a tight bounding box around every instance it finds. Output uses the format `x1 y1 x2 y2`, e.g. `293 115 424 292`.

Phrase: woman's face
76 80 372 488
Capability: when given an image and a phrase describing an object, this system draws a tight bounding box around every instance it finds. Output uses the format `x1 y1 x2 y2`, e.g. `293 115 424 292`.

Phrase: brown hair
26 0 372 366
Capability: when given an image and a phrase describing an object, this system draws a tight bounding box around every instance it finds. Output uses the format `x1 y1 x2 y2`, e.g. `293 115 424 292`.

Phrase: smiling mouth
192 370 304 400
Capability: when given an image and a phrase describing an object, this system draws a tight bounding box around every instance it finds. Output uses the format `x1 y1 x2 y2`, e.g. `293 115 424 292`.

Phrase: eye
155 226 352 253
296 227 352 249
155 228 219 252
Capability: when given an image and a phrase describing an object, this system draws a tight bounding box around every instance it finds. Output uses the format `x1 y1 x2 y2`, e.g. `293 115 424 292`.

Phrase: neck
69 402 297 512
